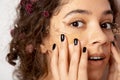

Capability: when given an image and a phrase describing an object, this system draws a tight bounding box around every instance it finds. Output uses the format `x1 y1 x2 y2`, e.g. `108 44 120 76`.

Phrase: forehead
58 0 111 15
62 0 110 8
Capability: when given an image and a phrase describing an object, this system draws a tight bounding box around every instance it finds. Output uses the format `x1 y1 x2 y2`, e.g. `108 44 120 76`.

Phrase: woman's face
43 0 114 79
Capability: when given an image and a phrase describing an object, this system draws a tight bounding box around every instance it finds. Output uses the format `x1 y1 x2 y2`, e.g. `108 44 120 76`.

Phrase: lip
88 53 106 66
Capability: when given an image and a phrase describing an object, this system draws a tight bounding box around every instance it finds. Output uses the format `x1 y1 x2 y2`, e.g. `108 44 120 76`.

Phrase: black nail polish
114 35 117 39
61 34 65 42
112 41 115 46
52 44 56 50
83 47 86 53
74 38 78 45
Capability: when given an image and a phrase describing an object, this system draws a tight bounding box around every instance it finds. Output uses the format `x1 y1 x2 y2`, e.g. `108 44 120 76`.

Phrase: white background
0 0 120 80
0 0 19 80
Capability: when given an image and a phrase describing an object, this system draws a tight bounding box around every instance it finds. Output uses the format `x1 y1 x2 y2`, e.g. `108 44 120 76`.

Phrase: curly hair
6 0 119 80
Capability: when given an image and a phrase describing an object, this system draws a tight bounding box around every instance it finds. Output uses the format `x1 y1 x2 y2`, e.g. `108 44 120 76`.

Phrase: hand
50 35 88 80
107 41 120 80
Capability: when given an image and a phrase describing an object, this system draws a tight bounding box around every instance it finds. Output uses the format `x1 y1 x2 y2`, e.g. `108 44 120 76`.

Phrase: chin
88 62 108 80
88 71 103 80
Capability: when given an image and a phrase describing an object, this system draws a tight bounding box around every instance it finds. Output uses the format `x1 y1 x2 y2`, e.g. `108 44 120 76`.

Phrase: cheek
103 31 113 60
105 30 114 41
49 19 89 49
103 45 111 62
64 33 88 48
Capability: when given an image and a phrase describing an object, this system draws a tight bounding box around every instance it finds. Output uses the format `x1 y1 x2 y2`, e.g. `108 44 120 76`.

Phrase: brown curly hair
6 0 119 80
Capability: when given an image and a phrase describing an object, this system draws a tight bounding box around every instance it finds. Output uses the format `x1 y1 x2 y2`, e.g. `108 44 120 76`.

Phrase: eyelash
70 20 85 28
100 22 115 29
70 20 115 29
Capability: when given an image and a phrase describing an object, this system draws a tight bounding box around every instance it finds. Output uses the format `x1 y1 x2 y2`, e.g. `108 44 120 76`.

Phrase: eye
70 21 84 28
100 22 115 29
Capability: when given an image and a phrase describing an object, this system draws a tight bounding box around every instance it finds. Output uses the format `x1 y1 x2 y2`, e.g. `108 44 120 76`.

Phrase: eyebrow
64 9 113 18
103 10 113 15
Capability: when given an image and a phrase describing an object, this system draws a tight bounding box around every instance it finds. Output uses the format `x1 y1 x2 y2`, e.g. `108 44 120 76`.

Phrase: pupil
102 24 107 28
73 22 78 26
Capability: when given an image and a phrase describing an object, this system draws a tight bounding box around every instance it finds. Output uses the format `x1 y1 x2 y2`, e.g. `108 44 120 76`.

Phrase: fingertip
52 43 56 50
80 47 88 63
82 47 88 56
110 41 120 62
74 38 79 46
83 47 87 53
111 41 115 47
51 43 58 57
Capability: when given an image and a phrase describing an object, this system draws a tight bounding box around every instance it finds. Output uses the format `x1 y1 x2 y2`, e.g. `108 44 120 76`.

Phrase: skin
40 0 120 80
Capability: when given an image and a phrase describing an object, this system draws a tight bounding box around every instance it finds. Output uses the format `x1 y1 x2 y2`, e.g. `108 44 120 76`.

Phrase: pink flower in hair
42 11 50 17
25 3 33 14
25 44 34 53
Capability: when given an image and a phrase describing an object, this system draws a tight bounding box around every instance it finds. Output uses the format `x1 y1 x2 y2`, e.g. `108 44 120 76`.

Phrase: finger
51 43 59 80
108 42 120 80
111 42 120 74
68 44 73 65
111 42 120 63
59 34 68 79
114 34 120 49
108 54 116 77
78 47 88 80
69 39 81 80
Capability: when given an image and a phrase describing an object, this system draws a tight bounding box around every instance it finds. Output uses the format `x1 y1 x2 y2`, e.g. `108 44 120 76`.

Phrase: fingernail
52 44 56 50
83 47 86 53
114 35 116 39
74 38 78 45
111 41 115 46
61 34 65 42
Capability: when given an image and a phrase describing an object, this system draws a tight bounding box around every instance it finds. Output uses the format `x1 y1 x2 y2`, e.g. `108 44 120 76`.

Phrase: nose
88 22 108 45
